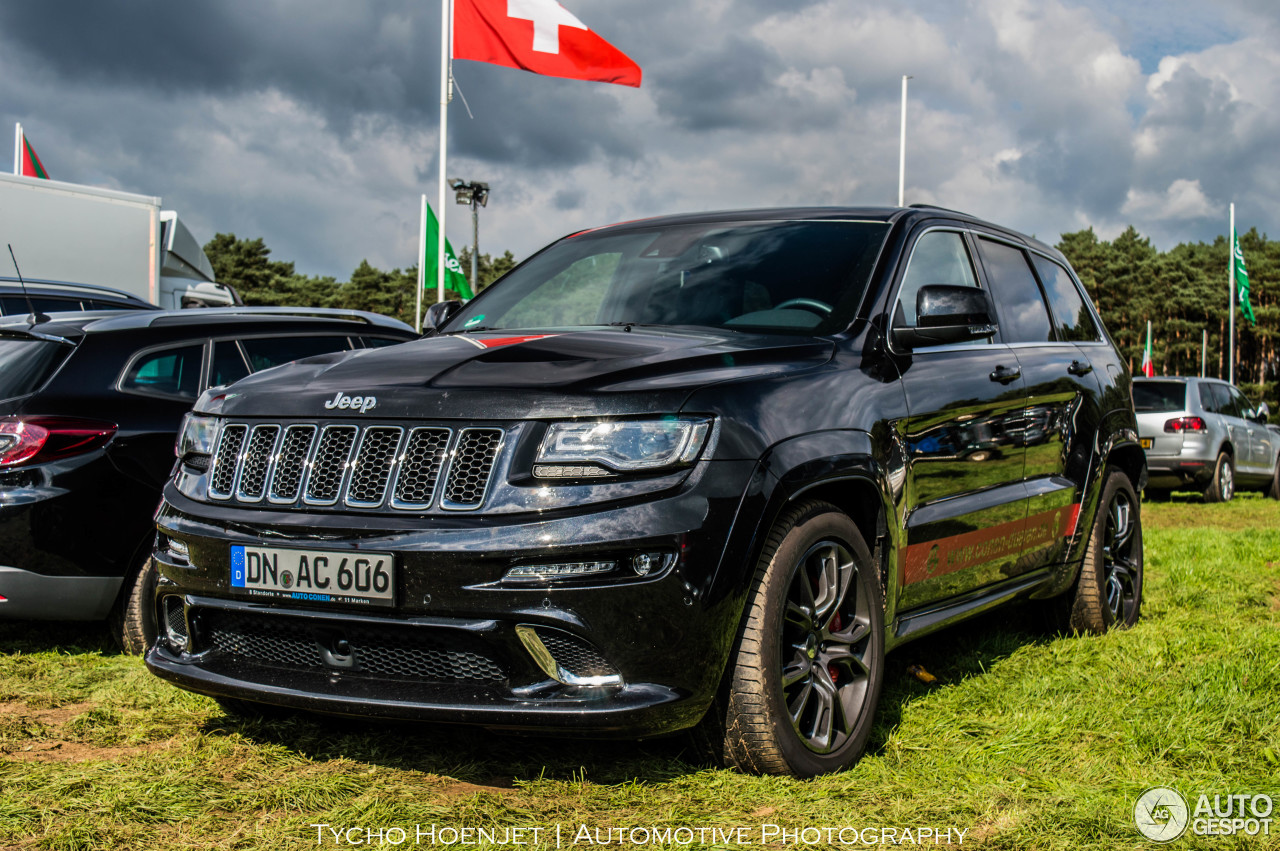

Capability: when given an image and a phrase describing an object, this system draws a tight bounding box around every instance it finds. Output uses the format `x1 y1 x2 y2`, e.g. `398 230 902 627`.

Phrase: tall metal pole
1229 202 1235 385
471 197 479 292
415 194 427 333
13 123 21 175
437 0 452 307
1201 328 1207 378
898 76 911 207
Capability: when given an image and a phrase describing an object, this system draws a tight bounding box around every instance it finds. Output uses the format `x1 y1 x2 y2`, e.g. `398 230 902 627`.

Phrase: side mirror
423 300 463 333
1254 401 1271 424
892 285 998 349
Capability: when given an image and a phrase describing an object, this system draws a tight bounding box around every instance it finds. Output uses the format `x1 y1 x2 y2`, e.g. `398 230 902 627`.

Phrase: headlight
176 413 221 459
535 418 711 474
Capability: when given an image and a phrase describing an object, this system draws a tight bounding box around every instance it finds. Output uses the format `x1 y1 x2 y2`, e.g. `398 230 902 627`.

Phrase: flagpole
1229 202 1235 385
898 76 911 207
416 194 427 333
437 0 452 307
13 123 21 175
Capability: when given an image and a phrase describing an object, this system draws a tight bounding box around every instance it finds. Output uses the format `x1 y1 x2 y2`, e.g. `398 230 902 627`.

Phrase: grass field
2 496 1278 850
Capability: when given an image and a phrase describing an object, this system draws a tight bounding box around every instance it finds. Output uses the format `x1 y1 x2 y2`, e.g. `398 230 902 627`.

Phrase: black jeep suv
147 207 1146 776
0 307 417 651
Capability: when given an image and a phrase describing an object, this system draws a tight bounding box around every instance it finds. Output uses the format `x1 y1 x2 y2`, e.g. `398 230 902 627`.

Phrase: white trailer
0 171 236 308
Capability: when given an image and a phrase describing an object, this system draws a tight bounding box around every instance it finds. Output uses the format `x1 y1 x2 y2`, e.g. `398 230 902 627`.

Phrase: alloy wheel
1102 489 1140 624
1221 462 1234 501
779 540 875 754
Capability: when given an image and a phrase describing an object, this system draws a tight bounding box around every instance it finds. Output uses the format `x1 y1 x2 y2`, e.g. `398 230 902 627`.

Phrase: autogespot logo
1135 787 1189 842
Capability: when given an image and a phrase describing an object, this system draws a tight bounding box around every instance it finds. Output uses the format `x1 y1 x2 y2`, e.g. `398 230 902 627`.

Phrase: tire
110 549 159 655
717 500 884 777
1267 457 1280 500
1203 451 1234 503
1068 470 1143 633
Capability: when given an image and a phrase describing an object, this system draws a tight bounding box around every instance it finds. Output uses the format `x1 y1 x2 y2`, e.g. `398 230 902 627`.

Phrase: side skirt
886 568 1053 652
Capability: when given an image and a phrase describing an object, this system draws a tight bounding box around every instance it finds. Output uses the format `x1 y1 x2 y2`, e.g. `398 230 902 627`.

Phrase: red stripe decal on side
900 503 1082 586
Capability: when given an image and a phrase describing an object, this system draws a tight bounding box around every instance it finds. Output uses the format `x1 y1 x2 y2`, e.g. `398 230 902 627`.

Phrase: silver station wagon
1134 377 1278 501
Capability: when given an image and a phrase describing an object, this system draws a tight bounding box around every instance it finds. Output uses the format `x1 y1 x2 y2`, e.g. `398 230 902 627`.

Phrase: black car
147 207 1146 777
0 307 418 651
0 277 158 316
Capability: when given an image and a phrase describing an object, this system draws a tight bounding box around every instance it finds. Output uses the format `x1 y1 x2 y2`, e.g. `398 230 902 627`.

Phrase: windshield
1132 380 1187 413
0 336 73 401
446 220 890 336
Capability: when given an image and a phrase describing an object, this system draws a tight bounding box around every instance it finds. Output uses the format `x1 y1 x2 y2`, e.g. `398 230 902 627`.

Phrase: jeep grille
207 420 504 512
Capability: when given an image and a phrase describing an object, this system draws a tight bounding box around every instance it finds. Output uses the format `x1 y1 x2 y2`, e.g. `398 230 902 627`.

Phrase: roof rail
0 276 150 302
80 305 417 334
147 306 414 328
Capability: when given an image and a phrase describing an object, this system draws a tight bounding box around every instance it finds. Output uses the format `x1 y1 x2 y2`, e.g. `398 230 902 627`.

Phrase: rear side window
0 337 73 400
238 335 354 371
212 341 251 387
1032 256 1101 342
1134 381 1187 413
1205 383 1236 416
0 295 82 315
121 345 203 399
978 239 1053 343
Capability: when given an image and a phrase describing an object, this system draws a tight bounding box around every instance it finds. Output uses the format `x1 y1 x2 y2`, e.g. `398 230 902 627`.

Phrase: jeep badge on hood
323 391 376 413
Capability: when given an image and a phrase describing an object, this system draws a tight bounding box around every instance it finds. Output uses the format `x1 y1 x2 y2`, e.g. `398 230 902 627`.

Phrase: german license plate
230 544 394 607
1140 438 1153 449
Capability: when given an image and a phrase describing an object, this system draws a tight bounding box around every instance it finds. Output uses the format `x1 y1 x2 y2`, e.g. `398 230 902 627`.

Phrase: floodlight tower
450 178 490 291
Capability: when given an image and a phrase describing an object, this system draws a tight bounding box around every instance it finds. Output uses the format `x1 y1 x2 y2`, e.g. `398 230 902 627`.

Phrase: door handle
989 365 1021 384
1068 360 1093 376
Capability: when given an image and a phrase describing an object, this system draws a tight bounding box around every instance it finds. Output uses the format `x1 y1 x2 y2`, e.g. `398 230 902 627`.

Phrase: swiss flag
454 0 641 88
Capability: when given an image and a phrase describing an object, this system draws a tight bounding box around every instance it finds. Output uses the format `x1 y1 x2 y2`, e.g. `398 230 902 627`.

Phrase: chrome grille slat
441 428 505 510
390 427 453 510
208 425 247 500
235 425 281 502
345 426 404 507
206 421 502 512
268 425 317 503
303 425 359 506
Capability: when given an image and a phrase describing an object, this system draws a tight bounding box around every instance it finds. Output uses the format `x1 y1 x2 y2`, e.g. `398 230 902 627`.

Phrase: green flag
1233 228 1255 326
424 203 473 299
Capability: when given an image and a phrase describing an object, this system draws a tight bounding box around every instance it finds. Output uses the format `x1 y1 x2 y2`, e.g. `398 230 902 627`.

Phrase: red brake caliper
827 611 842 683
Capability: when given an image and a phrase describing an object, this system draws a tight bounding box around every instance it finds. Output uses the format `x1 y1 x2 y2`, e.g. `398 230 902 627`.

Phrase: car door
1226 384 1267 476
1208 382 1254 476
891 228 1031 611
972 238 1102 573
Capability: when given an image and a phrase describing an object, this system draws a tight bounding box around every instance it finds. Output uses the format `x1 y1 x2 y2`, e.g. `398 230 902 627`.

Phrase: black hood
213 327 833 420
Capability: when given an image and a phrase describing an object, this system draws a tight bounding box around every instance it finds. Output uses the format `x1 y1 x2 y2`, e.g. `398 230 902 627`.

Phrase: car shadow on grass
867 600 1058 755
0 620 120 656
193 602 1059 785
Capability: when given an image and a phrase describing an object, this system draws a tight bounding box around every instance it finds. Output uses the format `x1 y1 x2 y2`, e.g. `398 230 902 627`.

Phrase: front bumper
145 459 755 737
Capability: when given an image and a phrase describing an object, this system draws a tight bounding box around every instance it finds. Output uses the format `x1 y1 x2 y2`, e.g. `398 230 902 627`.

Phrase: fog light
505 560 616 581
169 539 189 558
632 553 652 576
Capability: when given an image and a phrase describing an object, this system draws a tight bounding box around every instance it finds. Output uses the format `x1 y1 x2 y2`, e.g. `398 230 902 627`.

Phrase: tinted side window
0 338 72 400
1227 386 1253 419
978 239 1053 343
896 231 979 325
1031 256 1101 342
212 341 251 387
361 336 410 349
1198 383 1218 413
239 335 355 372
121 345 203 399
0 295 81 315
1208 383 1234 416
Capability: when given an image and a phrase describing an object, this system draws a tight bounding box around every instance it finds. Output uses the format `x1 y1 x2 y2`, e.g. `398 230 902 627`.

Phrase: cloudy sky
3 0 1278 281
